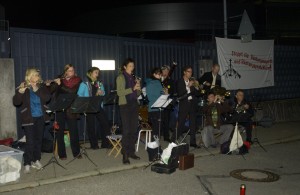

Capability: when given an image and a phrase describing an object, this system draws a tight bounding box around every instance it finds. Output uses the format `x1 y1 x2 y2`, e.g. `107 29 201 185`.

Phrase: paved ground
2 141 300 195
1 121 300 194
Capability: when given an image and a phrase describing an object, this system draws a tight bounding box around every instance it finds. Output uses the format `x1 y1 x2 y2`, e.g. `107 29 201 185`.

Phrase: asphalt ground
1 121 300 194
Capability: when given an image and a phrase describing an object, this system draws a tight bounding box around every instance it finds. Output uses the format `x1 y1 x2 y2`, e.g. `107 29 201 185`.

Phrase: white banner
216 37 274 90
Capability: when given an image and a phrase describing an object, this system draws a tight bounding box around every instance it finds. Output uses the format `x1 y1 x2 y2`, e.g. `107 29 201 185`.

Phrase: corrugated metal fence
10 28 300 138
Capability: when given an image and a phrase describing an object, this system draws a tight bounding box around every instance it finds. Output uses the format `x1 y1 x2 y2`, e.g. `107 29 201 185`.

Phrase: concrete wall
0 58 17 139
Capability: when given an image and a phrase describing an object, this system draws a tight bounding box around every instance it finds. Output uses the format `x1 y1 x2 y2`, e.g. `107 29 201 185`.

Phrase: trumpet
190 77 205 94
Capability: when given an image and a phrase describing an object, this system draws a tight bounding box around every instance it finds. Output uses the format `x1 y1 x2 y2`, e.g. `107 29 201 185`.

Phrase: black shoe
129 154 140 160
76 154 83 159
190 144 201 149
123 154 130 164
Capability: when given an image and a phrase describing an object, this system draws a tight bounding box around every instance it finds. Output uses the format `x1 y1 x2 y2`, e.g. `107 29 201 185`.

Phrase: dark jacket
198 71 221 92
176 78 201 106
203 102 233 129
13 86 51 126
229 99 254 122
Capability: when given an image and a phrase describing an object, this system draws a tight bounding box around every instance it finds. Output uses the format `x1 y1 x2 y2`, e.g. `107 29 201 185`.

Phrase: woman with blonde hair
13 68 51 173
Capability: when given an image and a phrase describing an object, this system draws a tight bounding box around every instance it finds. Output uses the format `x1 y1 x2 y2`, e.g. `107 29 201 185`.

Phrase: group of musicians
13 59 254 172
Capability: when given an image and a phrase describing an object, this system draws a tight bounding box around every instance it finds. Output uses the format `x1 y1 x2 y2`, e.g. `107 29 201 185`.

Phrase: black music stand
42 94 77 171
144 95 172 169
66 96 102 167
252 108 267 152
104 91 119 133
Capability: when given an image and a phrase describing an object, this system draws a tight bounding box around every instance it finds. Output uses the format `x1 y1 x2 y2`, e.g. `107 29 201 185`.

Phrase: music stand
144 95 172 168
66 96 103 167
104 91 119 133
42 94 77 171
252 107 267 152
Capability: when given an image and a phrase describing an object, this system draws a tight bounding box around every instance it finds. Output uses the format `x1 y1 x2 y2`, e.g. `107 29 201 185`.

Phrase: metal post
223 0 228 38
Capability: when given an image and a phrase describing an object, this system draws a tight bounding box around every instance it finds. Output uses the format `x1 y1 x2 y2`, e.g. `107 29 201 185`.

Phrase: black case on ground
151 163 176 174
151 143 189 174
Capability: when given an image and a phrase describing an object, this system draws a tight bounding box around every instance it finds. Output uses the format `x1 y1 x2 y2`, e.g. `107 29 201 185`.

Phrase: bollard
240 184 246 195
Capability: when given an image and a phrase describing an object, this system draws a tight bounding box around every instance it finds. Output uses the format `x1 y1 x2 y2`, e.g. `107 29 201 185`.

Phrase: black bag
168 144 189 168
220 140 230 154
41 139 53 153
147 147 162 161
11 141 26 151
151 163 176 174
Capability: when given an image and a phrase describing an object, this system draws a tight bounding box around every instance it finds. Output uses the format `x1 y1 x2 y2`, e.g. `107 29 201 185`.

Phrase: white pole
223 0 228 38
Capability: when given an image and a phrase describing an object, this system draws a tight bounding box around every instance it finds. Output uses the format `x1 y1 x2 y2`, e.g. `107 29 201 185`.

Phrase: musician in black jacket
230 89 254 143
199 64 221 92
171 66 201 148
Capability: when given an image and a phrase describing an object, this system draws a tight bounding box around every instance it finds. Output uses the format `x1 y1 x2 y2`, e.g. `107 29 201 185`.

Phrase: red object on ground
244 141 251 150
0 138 14 146
240 184 246 195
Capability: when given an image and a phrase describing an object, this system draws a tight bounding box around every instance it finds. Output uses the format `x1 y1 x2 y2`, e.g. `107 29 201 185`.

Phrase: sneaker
31 160 43 170
24 165 31 174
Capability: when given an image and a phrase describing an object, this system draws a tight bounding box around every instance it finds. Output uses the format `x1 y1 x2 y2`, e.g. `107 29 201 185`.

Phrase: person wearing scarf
48 64 82 160
116 58 141 164
77 67 110 149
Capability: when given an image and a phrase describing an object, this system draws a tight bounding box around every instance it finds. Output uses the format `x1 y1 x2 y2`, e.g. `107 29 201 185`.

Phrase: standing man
171 66 201 148
199 64 221 92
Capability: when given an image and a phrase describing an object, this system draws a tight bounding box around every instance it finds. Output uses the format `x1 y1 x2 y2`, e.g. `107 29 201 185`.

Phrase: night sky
1 0 206 31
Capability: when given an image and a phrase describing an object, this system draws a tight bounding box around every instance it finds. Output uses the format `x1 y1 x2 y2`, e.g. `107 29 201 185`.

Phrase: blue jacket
145 78 164 112
77 80 106 107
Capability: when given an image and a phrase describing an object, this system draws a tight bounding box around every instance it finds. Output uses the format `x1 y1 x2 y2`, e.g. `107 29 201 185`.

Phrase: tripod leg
201 145 215 156
65 155 78 165
81 149 97 167
252 138 267 152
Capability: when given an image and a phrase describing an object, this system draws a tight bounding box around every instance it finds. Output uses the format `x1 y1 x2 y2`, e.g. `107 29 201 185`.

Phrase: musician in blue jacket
77 67 110 149
146 67 168 140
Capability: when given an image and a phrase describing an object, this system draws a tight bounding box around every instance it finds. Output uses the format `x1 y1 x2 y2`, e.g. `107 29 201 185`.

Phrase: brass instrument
235 103 247 114
189 77 205 94
212 86 231 104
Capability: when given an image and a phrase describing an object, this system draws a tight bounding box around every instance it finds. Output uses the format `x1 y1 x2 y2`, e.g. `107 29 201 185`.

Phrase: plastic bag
64 134 70 147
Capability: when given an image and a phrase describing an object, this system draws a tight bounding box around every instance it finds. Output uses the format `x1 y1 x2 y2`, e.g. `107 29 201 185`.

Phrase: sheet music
151 95 172 108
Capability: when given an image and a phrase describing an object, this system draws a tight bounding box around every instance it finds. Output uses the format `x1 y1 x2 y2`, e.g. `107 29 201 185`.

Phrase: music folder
151 94 172 109
47 93 77 112
70 96 103 114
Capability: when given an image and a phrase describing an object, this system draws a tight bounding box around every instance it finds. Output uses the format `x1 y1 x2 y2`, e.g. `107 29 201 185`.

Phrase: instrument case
151 163 176 174
179 153 194 170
